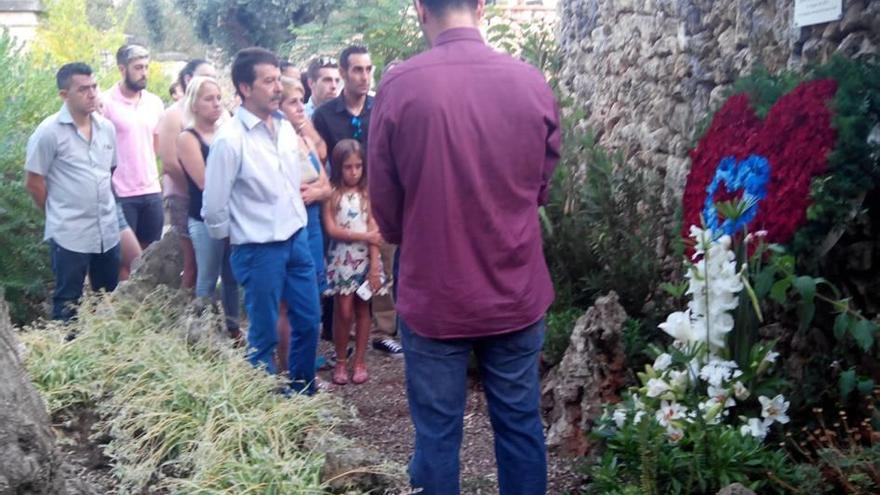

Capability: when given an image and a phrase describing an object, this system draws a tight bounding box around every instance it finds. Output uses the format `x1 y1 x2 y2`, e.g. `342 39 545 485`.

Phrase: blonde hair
182 75 224 128
281 75 305 100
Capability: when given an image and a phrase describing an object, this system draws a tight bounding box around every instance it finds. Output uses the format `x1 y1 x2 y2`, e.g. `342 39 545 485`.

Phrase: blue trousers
229 230 320 394
50 239 120 322
400 318 547 495
188 218 240 331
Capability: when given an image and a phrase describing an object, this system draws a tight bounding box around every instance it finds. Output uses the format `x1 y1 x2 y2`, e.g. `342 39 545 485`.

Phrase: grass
19 287 333 493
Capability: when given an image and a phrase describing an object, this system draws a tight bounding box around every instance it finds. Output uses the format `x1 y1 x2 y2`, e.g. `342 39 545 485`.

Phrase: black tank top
182 128 210 221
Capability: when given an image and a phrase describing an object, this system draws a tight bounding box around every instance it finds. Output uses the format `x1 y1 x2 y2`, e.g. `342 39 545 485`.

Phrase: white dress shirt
202 106 307 245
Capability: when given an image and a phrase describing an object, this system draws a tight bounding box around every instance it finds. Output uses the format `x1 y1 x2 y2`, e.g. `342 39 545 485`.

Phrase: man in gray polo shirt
25 62 121 322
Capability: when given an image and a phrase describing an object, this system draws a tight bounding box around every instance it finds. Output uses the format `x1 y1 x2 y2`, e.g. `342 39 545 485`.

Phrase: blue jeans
306 203 327 293
188 218 240 330
400 319 547 495
230 230 320 394
50 239 120 321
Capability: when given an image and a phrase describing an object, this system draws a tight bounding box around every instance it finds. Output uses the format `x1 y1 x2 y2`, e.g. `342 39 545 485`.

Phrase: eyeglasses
351 115 363 140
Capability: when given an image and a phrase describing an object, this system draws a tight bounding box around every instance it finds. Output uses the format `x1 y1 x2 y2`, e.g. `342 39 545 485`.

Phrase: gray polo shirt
25 104 120 254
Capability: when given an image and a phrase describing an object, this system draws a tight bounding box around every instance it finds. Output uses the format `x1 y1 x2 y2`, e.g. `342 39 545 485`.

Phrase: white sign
794 0 843 27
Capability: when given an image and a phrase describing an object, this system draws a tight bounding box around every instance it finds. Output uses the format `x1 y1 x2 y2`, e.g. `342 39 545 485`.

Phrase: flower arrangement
605 227 788 445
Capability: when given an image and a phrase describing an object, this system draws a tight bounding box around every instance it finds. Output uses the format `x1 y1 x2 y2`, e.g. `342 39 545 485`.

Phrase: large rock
542 292 629 455
0 293 95 494
717 482 757 495
305 429 406 493
114 230 184 302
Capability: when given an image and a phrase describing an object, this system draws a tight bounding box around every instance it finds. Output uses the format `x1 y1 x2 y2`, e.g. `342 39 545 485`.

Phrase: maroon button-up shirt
368 27 561 339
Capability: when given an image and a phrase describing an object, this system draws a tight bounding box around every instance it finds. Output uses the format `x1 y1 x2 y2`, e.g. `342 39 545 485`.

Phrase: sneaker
372 338 403 356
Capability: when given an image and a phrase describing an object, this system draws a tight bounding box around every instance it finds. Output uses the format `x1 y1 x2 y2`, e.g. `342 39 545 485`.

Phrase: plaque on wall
794 0 843 27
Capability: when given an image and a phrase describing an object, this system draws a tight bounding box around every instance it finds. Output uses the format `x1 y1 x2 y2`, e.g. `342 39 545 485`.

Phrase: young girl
323 139 386 385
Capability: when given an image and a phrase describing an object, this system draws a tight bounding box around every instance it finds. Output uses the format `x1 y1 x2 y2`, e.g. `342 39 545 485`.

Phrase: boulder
114 230 185 302
717 482 758 495
0 292 96 494
542 292 629 455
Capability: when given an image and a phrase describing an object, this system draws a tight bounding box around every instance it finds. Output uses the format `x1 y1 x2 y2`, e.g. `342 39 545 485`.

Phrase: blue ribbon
702 155 771 237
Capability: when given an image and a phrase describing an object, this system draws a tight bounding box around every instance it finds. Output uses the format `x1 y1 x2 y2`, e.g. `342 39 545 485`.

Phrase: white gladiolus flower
733 381 750 400
666 425 685 443
646 378 671 398
633 410 646 425
699 360 737 387
653 353 673 371
759 395 791 425
740 417 769 440
655 400 688 427
658 311 696 343
763 351 780 364
707 385 736 408
612 408 627 428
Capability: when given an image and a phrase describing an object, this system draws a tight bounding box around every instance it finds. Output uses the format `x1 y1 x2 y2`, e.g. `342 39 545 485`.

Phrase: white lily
759 394 790 425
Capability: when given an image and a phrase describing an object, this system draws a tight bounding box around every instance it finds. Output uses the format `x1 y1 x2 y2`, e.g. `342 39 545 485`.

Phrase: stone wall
0 0 43 46
558 0 880 205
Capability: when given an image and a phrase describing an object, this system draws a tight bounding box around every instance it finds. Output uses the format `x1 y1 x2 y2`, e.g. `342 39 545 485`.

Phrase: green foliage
22 290 332 492
543 307 581 366
589 416 799 494
288 0 424 79
542 120 665 315
0 33 57 324
139 0 166 45
173 0 334 58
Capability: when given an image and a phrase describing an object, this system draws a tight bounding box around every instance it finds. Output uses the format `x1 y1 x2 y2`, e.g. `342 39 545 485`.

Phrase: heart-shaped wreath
682 79 838 244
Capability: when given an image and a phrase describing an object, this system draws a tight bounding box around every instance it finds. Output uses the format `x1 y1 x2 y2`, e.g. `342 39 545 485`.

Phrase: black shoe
372 338 403 356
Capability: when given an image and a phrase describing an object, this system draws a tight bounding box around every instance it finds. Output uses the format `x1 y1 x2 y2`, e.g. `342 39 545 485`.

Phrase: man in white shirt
202 47 320 395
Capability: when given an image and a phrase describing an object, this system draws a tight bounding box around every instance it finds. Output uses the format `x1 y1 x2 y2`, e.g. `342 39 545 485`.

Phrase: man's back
369 27 561 339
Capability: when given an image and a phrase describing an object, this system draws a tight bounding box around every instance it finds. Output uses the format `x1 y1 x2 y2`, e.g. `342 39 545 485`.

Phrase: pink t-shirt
102 83 164 197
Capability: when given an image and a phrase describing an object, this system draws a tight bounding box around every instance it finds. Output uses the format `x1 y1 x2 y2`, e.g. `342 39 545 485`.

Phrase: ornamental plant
589 226 797 494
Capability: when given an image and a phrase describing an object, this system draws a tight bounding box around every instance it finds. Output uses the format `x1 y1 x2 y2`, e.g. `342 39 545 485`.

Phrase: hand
364 230 384 246
368 269 382 292
300 182 320 205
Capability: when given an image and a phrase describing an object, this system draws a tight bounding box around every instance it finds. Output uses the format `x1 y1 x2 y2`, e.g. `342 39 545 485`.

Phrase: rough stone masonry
558 0 880 206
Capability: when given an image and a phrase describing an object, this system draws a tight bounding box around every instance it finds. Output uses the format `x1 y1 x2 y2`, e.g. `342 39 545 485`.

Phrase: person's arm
367 87 403 244
202 134 239 239
177 131 207 190
157 108 187 187
23 126 56 213
321 193 382 244
300 137 332 205
300 120 328 163
25 172 47 212
539 83 562 206
366 207 383 291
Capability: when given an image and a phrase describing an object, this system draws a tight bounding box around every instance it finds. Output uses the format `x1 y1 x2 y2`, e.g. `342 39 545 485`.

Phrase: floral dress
324 190 388 296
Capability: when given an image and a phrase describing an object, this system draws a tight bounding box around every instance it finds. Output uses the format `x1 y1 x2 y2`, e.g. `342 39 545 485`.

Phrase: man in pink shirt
102 44 166 249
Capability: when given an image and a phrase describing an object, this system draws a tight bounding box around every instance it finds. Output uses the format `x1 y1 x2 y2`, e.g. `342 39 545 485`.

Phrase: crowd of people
25 0 560 493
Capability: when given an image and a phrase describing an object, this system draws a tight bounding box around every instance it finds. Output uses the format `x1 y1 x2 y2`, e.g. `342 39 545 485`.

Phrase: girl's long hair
329 139 366 190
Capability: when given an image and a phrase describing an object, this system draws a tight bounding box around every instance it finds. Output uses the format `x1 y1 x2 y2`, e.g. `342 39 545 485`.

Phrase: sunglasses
316 56 338 67
351 115 363 140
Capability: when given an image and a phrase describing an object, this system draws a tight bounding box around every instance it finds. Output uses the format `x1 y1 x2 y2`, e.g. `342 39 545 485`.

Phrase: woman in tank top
176 76 240 340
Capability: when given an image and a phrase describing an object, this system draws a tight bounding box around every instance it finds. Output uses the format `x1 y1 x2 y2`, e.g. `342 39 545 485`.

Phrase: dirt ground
318 341 586 495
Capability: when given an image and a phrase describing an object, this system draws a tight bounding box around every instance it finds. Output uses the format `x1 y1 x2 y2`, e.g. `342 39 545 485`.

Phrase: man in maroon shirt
368 0 561 493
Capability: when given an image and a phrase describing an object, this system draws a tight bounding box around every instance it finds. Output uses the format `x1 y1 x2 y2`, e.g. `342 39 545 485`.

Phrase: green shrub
22 289 332 492
543 307 582 366
0 32 57 324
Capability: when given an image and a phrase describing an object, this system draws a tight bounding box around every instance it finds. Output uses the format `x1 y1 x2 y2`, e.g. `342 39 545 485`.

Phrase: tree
173 0 335 58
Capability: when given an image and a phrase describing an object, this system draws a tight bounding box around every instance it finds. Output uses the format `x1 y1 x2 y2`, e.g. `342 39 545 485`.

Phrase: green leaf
857 378 875 395
792 276 817 303
833 313 851 340
753 267 775 299
839 369 856 400
741 275 764 322
851 319 877 352
769 278 791 304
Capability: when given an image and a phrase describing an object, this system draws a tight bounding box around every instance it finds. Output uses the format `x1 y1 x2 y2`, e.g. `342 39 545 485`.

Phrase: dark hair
169 81 181 98
306 56 338 81
280 61 296 73
330 139 366 189
339 45 369 71
56 62 93 90
178 58 208 92
420 0 478 14
231 47 279 100
300 71 312 103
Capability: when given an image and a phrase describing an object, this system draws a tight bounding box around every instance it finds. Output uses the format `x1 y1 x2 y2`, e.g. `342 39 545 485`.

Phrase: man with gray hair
102 44 166 249
25 62 120 322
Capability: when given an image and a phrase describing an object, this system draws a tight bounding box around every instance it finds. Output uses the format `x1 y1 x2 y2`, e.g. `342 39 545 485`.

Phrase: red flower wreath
682 80 838 245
